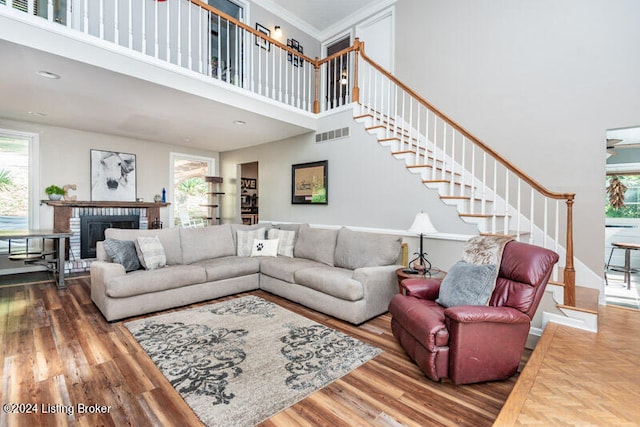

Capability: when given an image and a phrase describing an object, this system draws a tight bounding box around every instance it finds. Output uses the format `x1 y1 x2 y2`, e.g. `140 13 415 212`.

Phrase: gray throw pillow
436 260 497 308
103 238 140 272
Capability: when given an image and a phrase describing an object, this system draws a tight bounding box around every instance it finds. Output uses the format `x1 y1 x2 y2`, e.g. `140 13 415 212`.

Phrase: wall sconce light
340 68 348 86
274 25 282 39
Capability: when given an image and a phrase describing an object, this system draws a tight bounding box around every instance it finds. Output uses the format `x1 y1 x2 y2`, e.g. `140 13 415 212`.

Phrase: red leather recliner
388 240 559 384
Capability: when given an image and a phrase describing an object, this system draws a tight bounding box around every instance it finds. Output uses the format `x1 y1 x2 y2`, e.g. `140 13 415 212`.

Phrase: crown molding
251 0 397 42
318 0 397 42
251 0 323 39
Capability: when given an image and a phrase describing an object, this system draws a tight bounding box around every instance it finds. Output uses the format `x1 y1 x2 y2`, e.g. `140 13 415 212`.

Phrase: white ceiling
0 0 386 153
0 35 317 152
257 0 376 38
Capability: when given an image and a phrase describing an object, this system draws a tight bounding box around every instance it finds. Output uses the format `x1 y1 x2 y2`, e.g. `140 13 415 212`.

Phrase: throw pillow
250 238 279 257
436 260 497 308
135 236 167 270
102 238 140 272
237 227 266 256
267 228 295 257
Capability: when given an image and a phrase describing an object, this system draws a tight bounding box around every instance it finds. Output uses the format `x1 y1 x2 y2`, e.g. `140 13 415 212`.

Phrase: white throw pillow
267 228 295 257
236 227 266 256
250 238 279 257
135 236 167 270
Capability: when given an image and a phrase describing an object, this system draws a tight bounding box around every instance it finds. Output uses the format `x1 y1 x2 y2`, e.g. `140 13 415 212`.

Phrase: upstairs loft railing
0 0 576 306
0 0 359 113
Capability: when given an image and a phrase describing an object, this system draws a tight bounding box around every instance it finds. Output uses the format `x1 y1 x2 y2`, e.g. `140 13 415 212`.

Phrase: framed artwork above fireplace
91 149 137 202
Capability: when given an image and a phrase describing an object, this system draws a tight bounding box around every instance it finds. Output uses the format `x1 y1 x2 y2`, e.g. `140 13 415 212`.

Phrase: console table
0 230 72 289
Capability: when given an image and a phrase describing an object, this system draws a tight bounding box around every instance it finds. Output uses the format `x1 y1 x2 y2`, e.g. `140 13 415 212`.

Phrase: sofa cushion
105 227 182 265
192 256 260 282
180 224 235 264
102 238 140 272
334 227 402 270
236 227 266 256
135 236 167 270
294 224 339 266
105 265 207 298
294 267 364 301
259 257 325 283
436 260 497 308
267 228 296 257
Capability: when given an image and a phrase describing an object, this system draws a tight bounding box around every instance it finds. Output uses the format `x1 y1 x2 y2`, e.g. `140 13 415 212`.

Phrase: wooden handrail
353 39 576 306
355 40 575 203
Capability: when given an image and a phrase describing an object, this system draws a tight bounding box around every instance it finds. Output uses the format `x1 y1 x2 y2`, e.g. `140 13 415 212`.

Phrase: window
0 130 39 251
606 175 640 218
170 153 214 227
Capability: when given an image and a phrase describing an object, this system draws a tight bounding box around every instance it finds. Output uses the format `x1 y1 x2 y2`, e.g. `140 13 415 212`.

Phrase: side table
395 267 446 294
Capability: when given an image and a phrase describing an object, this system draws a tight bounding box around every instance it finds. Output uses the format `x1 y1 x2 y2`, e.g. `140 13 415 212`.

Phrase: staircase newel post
313 57 320 114
563 196 576 306
352 38 361 104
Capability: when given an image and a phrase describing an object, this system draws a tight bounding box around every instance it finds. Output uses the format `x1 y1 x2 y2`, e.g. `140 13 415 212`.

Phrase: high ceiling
0 0 382 152
259 0 375 37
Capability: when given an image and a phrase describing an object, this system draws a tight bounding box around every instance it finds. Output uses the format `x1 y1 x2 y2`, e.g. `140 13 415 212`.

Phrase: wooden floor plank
1 279 528 426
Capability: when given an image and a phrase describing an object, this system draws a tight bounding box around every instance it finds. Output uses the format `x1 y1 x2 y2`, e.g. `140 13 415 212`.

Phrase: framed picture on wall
291 161 328 204
255 23 270 51
90 149 137 201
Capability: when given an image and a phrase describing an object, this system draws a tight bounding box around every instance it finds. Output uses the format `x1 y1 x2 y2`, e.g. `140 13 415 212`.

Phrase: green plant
45 185 65 195
0 169 12 191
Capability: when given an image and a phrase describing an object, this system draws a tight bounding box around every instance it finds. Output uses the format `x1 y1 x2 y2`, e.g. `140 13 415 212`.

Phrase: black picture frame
287 38 304 68
255 23 270 51
90 149 137 202
291 161 328 204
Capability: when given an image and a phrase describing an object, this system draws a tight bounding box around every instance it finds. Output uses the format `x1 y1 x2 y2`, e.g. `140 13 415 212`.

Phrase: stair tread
441 195 494 203
459 213 507 218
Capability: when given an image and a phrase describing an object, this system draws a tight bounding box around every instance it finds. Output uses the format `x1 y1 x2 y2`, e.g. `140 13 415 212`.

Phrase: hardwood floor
0 276 526 426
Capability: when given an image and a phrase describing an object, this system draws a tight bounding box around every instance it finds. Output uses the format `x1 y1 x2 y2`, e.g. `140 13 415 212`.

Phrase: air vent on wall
315 127 350 144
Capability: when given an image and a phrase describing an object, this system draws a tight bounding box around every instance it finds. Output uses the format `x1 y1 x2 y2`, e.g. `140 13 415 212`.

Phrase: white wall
0 118 219 228
394 0 640 279
219 107 478 235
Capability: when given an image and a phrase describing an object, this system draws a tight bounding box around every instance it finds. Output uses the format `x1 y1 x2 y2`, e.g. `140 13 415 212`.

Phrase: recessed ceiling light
234 120 247 125
28 111 47 117
37 70 60 79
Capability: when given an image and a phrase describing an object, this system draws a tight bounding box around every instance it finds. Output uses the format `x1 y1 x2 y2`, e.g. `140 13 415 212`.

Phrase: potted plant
45 184 65 201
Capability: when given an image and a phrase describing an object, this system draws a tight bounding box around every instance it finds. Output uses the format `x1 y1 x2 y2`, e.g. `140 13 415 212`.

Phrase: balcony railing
1 0 357 114
0 0 577 306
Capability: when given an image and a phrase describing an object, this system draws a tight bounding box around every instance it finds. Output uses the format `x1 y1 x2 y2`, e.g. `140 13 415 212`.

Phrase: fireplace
80 214 140 259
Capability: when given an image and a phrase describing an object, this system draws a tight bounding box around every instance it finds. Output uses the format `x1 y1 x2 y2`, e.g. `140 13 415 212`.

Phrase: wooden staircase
353 105 598 331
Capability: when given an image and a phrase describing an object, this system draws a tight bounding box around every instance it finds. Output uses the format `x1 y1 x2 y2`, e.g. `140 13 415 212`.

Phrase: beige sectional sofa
90 223 403 324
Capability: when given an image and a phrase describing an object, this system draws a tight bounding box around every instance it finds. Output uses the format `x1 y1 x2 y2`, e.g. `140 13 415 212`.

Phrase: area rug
124 295 381 426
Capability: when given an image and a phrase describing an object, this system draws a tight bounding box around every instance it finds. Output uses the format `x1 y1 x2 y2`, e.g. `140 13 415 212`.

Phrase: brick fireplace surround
43 201 169 274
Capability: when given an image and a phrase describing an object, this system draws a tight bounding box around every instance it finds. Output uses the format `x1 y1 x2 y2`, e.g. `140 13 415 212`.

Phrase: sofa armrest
353 264 402 318
90 261 126 312
401 278 441 300
445 306 530 325
444 305 531 384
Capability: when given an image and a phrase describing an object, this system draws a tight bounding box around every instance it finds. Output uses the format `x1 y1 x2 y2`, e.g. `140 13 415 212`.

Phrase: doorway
170 153 214 227
240 162 258 225
604 125 640 309
209 0 246 84
325 36 351 109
